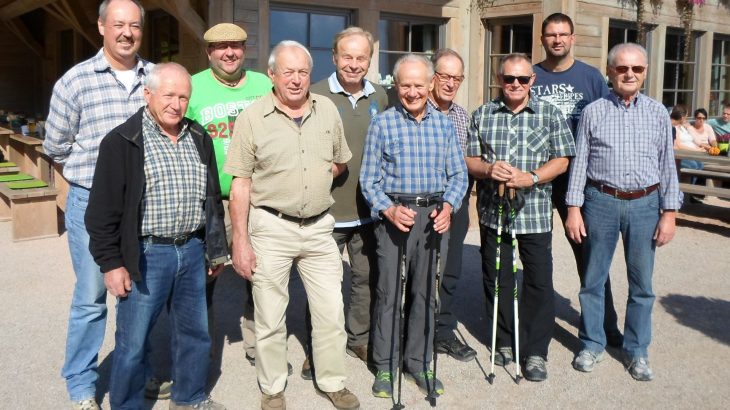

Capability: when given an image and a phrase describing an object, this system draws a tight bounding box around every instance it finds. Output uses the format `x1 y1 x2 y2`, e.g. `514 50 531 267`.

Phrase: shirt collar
143 107 189 139
395 101 435 122
608 90 643 107
495 90 538 114
261 91 317 118
92 48 146 76
427 97 452 114
327 72 376 97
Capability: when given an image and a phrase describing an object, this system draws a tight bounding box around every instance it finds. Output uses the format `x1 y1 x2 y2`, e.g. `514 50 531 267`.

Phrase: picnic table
674 149 730 200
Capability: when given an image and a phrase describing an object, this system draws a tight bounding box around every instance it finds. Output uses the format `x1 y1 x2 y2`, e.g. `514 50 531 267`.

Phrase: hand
654 211 676 247
489 161 514 182
232 241 257 281
506 170 534 189
104 267 132 297
208 263 225 278
383 205 417 232
565 206 587 244
430 202 452 233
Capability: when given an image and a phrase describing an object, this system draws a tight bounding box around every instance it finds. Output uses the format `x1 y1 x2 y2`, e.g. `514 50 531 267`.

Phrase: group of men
43 1 679 409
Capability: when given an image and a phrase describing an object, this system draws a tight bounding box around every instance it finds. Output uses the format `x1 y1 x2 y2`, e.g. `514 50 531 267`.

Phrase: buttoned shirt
427 98 469 153
360 104 468 218
566 92 681 210
224 92 352 218
466 94 575 234
43 49 152 188
139 109 205 237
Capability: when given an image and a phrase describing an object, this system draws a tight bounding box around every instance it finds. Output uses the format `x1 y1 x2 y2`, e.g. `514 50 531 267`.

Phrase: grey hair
498 53 533 75
268 40 313 72
145 62 191 92
431 48 464 72
607 43 648 67
333 27 375 57
393 54 434 83
99 0 145 25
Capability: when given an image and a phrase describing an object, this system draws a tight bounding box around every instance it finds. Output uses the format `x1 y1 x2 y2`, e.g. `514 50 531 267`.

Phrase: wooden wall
0 23 43 116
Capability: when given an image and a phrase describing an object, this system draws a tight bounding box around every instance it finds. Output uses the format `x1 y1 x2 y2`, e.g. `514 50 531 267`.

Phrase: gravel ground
1 198 729 409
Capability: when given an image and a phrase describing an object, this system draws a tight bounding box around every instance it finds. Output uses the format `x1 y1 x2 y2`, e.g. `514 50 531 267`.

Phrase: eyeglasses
435 72 465 84
613 65 646 74
502 75 532 85
542 32 573 39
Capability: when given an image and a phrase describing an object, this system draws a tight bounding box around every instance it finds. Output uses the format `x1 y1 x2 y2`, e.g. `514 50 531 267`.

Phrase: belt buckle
415 196 426 207
173 234 188 246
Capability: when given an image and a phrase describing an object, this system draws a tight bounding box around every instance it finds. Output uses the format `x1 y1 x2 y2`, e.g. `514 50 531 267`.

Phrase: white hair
145 62 191 92
607 43 648 67
393 54 434 83
268 40 313 72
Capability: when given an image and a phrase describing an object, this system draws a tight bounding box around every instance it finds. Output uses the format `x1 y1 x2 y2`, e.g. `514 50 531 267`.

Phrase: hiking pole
487 183 506 385
428 202 444 407
508 188 522 384
392 221 408 410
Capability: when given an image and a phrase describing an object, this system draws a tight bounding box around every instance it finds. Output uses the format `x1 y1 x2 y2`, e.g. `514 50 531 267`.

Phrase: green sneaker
405 370 444 396
371 370 393 398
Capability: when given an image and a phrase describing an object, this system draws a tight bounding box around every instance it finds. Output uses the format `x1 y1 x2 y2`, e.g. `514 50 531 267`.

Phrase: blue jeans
109 238 210 409
62 185 107 401
578 185 659 359
680 160 703 185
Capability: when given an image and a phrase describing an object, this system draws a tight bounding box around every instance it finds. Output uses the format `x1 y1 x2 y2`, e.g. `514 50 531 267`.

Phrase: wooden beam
3 18 44 57
43 0 101 49
155 0 206 45
0 0 55 21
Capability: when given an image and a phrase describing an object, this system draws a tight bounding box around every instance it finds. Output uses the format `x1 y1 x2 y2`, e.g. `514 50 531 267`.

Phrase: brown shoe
346 345 368 363
324 388 360 410
301 358 313 380
261 392 286 410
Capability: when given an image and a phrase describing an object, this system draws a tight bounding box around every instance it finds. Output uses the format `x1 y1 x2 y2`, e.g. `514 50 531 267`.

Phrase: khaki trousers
249 206 346 394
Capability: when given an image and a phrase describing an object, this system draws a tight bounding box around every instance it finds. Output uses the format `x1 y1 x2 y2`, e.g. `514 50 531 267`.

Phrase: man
361 54 468 398
465 53 575 382
566 43 681 381
224 41 360 410
42 1 151 408
85 63 228 410
531 13 622 347
427 48 477 363
305 27 388 372
186 22 272 369
708 103 730 155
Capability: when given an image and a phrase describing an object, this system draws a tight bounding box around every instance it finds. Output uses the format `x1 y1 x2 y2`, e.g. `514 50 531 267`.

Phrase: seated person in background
687 108 717 150
707 103 730 138
671 106 704 196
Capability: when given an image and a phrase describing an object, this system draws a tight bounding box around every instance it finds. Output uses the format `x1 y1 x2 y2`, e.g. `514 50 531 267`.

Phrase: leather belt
141 229 204 246
260 206 328 226
388 193 443 207
589 180 659 200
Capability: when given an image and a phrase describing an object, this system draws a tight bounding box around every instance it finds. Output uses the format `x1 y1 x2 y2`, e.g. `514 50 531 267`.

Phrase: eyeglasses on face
543 32 573 39
501 75 532 85
435 72 464 84
613 65 646 74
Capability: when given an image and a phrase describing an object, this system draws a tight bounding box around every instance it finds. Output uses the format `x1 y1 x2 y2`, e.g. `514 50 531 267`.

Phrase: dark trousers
552 174 619 334
480 226 554 359
372 203 448 373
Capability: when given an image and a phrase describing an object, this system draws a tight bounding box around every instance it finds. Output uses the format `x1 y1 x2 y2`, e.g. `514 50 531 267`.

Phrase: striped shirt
139 109 206 237
566 92 681 210
466 94 575 234
43 49 152 188
427 98 469 153
360 104 468 218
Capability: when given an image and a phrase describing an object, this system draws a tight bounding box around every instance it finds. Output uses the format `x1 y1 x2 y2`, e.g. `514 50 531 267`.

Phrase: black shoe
246 353 293 376
435 338 476 362
523 356 548 382
606 330 624 348
492 347 513 367
301 357 313 380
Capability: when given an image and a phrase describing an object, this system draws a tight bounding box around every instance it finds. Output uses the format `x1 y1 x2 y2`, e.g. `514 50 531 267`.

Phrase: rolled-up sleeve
223 109 256 178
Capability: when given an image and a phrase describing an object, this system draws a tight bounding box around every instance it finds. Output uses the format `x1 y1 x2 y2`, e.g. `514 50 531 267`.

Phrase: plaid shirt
428 98 469 153
566 92 681 210
360 104 468 218
43 49 152 188
139 109 206 237
466 94 575 234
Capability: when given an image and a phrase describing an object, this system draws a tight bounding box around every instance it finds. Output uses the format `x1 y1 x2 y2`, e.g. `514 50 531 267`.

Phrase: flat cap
204 23 247 43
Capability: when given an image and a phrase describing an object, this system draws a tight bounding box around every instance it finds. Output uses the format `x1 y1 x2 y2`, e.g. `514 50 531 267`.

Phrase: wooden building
1 0 729 117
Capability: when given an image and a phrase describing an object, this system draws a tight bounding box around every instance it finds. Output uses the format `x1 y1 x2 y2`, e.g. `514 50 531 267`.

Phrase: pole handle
498 182 505 198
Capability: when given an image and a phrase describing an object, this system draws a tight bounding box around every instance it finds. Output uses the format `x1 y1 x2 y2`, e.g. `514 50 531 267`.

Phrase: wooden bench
678 183 730 200
35 146 69 212
8 134 43 178
0 182 58 241
0 126 13 160
0 162 20 174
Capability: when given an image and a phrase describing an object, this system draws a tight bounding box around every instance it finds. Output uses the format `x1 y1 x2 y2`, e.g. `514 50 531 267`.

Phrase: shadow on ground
677 201 730 237
660 293 730 346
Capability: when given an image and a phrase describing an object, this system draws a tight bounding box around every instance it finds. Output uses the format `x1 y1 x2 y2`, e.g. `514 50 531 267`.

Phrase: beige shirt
224 92 351 218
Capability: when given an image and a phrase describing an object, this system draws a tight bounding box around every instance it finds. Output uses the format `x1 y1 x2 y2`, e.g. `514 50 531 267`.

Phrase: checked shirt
466 94 575 234
139 109 205 238
427 98 469 153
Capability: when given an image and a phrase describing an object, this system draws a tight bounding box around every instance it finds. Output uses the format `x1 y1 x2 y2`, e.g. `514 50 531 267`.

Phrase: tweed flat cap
204 23 247 42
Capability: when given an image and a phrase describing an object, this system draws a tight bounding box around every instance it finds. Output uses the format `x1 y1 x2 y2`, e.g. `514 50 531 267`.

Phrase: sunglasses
613 65 646 74
502 75 532 85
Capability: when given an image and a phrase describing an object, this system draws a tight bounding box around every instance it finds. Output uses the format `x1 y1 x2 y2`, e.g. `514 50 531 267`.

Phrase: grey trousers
372 203 449 373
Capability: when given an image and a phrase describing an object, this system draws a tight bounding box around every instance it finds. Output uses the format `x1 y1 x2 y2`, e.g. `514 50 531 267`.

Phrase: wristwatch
530 171 539 186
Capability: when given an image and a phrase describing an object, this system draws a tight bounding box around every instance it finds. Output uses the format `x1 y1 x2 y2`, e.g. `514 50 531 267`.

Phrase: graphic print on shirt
531 83 587 122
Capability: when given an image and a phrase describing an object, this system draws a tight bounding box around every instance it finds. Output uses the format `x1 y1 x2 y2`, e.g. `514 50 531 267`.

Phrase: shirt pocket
314 128 335 163
525 126 550 153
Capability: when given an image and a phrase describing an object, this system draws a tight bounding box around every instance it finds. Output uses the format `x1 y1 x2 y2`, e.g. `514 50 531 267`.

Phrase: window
149 10 179 62
484 19 532 100
663 30 698 110
710 36 730 116
269 5 351 83
607 20 645 91
378 15 443 87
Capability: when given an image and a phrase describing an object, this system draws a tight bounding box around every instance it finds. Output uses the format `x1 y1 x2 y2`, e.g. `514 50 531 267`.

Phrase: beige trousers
249 206 347 394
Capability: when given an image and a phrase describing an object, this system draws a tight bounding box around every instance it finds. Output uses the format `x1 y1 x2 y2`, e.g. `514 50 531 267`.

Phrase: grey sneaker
492 346 513 366
71 399 99 410
625 357 654 381
169 396 226 409
573 349 605 373
371 371 393 398
523 356 548 382
405 370 444 396
145 377 173 400
261 392 286 410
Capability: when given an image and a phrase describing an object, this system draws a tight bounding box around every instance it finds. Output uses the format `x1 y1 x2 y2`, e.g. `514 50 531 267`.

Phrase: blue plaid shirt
43 49 152 188
360 104 468 218
566 92 681 209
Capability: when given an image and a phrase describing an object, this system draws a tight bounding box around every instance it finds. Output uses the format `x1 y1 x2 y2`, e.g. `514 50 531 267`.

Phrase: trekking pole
508 188 522 384
487 183 506 385
392 221 408 410
428 202 444 406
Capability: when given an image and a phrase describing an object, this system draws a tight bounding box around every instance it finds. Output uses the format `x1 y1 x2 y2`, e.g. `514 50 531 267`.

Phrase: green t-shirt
186 69 272 197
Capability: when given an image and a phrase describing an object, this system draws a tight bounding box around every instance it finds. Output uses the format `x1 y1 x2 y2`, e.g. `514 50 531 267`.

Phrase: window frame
662 28 700 111
483 17 533 101
710 35 730 116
